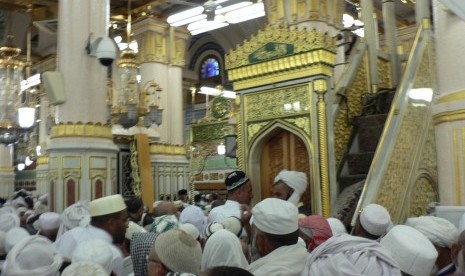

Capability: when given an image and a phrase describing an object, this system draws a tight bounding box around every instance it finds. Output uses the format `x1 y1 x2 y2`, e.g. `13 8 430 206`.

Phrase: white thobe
208 200 241 223
54 225 124 276
247 243 309 276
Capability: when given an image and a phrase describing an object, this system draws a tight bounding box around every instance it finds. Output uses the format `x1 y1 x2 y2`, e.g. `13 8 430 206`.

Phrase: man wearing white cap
406 215 459 276
208 171 253 224
57 201 90 238
354 203 391 240
273 169 309 214
247 198 308 276
380 225 438 276
38 212 61 242
54 194 129 276
4 235 63 276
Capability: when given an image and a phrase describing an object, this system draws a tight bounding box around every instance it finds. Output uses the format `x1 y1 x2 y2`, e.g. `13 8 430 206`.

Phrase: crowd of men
1 169 465 275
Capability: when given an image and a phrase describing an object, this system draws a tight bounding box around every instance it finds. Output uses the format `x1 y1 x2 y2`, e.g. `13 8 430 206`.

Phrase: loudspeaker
225 135 237 158
42 71 66 105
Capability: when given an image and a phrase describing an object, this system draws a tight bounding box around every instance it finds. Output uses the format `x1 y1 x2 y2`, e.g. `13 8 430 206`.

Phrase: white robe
54 225 124 276
247 243 309 276
208 200 241 223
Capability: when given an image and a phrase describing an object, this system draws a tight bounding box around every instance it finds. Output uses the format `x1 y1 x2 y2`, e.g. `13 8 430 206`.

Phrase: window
201 57 220 79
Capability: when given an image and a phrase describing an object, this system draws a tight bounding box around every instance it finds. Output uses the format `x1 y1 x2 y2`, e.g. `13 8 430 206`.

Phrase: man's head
178 189 189 203
452 230 465 272
380 225 438 276
298 215 332 252
251 198 299 257
125 197 144 222
90 194 129 244
147 229 202 276
354 203 391 240
225 171 253 205
273 170 307 205
153 201 178 217
38 212 61 242
406 215 459 270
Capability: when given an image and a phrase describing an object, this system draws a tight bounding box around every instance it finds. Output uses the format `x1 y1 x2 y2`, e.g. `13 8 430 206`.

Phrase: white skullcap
90 194 126 217
154 229 202 274
12 198 27 209
5 235 62 276
252 198 298 235
71 238 113 275
33 201 49 216
221 216 242 237
62 261 107 276
380 225 437 276
180 223 200 240
125 221 147 240
5 227 30 253
180 205 207 235
274 170 307 205
201 229 248 271
0 212 20 232
359 204 391 236
39 212 61 231
405 215 459 248
0 230 6 256
327 217 347 235
38 194 48 205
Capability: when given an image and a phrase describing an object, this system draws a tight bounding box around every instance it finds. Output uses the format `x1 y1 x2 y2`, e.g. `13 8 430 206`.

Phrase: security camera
86 34 118 67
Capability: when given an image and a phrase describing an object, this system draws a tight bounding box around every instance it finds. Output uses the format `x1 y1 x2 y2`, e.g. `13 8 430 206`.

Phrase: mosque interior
0 0 464 227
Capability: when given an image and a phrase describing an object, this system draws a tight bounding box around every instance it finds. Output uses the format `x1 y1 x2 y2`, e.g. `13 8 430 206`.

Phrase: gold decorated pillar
315 79 331 217
133 18 189 145
0 145 14 198
48 0 118 211
133 17 190 201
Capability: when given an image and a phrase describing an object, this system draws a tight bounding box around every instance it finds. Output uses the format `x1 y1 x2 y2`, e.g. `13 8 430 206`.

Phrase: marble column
0 145 14 198
432 0 465 205
48 0 118 212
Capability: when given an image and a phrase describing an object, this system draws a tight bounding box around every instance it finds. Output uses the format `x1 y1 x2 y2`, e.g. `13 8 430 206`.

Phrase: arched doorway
249 125 312 213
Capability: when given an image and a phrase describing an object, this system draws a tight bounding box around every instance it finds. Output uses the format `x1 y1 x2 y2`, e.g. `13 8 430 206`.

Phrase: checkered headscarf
130 232 157 276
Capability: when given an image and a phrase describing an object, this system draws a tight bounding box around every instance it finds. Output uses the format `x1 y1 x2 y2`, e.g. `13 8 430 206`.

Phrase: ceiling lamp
111 0 163 129
0 36 25 145
167 0 265 35
199 86 236 99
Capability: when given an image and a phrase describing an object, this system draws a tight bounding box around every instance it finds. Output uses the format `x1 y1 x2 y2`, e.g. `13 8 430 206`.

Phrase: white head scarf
405 215 459 248
0 212 20 232
180 205 207 234
5 227 30 253
327 217 347 235
57 201 90 238
274 170 307 205
71 238 114 275
62 261 108 276
302 234 401 275
201 229 248 271
4 235 62 276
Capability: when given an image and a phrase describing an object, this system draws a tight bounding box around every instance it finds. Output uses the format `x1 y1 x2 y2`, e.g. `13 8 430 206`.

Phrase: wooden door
260 129 311 212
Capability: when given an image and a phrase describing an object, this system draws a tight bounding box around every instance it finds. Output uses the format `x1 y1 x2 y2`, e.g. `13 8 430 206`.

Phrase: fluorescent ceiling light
168 0 265 35
199 86 236 98
21 73 41 92
167 6 204 24
409 88 433 102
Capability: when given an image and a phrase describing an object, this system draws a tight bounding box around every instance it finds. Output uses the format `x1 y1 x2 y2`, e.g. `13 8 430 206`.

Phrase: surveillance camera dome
95 36 117 66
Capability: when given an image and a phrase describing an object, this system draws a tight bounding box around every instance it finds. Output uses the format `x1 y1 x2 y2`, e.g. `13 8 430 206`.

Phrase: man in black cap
208 170 253 225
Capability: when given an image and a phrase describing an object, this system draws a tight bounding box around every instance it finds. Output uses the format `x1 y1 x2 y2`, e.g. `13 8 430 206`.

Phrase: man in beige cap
354 203 391 240
54 194 128 276
147 229 202 275
247 198 308 276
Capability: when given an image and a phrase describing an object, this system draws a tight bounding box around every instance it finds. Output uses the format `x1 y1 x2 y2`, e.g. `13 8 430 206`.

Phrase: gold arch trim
0 167 14 173
37 155 49 166
150 143 186 155
51 123 113 139
433 110 465 125
436 89 465 104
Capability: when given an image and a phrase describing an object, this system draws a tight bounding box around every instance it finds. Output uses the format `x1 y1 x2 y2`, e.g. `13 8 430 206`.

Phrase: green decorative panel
192 122 228 142
249 42 295 64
